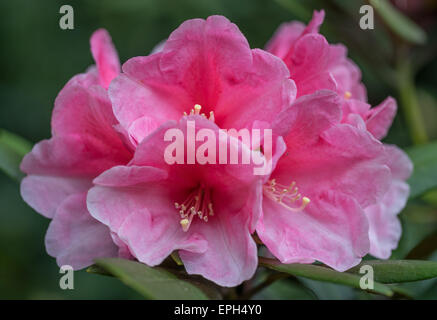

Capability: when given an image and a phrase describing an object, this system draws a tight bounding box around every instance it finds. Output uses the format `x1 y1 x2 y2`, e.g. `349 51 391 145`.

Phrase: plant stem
396 49 428 145
240 272 289 300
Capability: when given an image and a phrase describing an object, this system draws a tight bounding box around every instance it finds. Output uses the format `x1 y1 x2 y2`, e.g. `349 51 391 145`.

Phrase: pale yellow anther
344 91 352 99
180 219 190 232
183 104 215 122
194 104 202 114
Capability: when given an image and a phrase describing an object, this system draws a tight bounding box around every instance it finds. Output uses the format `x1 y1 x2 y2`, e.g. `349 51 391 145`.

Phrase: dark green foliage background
0 0 436 299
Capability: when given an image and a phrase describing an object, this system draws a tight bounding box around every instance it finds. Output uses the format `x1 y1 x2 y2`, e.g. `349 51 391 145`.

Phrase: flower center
184 104 215 122
344 91 352 99
174 186 214 232
263 179 310 212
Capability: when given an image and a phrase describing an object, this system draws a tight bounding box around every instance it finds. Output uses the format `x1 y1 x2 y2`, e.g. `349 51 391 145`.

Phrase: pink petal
274 90 342 146
365 144 412 258
366 181 409 259
20 175 91 218
127 115 161 146
303 10 325 35
118 208 208 266
265 21 306 59
383 144 413 180
45 193 118 269
90 29 121 89
265 10 324 60
258 191 369 271
21 135 129 178
179 200 258 287
93 165 168 187
87 168 171 233
216 49 296 130
111 232 134 259
88 182 208 266
51 77 127 152
341 99 371 122
366 97 397 140
289 34 337 97
109 58 190 133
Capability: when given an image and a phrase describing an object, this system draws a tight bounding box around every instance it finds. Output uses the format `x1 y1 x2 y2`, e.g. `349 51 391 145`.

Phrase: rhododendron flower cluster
21 13 412 287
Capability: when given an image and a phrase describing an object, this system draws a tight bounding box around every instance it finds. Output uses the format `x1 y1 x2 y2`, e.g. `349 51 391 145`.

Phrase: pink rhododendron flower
20 29 133 269
19 12 413 286
87 116 263 286
83 15 295 286
108 15 296 146
265 11 413 261
256 90 393 270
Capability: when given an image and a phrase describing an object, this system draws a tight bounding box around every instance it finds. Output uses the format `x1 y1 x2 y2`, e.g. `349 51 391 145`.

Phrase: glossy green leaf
259 257 393 297
95 258 209 300
406 141 437 198
0 129 32 181
370 0 427 45
348 260 437 283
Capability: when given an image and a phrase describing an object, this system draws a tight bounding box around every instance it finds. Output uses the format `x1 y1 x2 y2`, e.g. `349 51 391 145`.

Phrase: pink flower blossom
87 116 263 286
257 90 394 270
19 12 413 283
264 12 413 262
20 29 133 269
108 15 296 146
83 15 295 286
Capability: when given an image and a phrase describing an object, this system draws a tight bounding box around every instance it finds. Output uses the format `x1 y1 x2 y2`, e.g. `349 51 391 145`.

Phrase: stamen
344 91 352 99
263 179 310 212
180 219 190 232
174 186 214 232
183 104 215 122
194 104 202 115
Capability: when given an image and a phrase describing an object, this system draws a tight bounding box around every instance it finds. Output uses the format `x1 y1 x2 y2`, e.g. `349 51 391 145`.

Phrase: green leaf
370 0 427 45
0 129 32 181
348 260 437 283
86 264 114 277
259 257 393 297
406 141 437 198
95 258 209 300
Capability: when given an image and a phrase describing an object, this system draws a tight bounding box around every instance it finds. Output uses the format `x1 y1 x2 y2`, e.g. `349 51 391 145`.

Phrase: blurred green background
0 0 436 299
